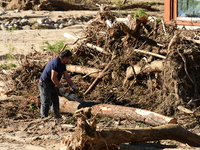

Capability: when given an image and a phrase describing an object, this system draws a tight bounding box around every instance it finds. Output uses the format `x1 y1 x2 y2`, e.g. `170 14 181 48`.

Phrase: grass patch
132 8 147 18
0 63 17 70
41 40 66 52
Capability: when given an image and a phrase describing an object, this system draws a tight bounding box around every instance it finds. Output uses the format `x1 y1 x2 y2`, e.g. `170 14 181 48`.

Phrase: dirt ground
1 0 200 150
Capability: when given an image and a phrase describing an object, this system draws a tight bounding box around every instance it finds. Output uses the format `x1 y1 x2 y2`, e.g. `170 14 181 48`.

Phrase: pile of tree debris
1 3 200 125
1 5 200 149
66 7 200 116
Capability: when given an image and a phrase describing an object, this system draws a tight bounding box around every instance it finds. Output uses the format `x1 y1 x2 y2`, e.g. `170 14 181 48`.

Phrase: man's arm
51 70 62 88
63 70 74 87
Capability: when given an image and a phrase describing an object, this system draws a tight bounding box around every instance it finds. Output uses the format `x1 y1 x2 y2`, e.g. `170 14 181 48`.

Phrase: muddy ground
1 0 200 150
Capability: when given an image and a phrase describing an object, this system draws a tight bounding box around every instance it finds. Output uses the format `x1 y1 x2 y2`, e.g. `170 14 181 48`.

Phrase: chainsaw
60 89 98 109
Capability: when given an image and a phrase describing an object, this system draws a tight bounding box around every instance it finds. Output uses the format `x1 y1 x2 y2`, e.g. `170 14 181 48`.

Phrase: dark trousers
38 82 60 119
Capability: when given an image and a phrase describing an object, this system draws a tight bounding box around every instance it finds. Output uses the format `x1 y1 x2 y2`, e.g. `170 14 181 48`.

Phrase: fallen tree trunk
61 108 200 150
59 97 177 126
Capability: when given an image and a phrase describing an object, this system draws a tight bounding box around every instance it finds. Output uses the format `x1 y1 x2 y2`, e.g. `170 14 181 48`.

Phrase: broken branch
134 49 166 59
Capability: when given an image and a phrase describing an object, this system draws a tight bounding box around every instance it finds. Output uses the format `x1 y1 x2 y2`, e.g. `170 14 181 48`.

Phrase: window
164 0 200 26
178 0 200 17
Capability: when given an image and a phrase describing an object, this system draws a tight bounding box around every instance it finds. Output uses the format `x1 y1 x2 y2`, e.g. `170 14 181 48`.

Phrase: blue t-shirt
40 57 66 84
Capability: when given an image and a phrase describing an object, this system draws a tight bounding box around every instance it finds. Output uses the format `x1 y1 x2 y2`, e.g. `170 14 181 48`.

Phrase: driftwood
59 97 177 126
60 108 200 150
126 60 164 79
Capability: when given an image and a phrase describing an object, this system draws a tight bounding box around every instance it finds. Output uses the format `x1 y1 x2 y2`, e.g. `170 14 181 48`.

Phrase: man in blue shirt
38 50 78 119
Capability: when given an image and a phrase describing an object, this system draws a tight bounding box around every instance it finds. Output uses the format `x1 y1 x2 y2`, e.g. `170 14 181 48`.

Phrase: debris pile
65 7 200 117
1 7 200 125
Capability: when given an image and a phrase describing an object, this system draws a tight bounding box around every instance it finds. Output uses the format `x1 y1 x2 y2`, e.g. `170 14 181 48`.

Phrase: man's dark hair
59 50 72 58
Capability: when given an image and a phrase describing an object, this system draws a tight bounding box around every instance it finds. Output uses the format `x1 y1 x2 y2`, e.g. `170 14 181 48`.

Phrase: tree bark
59 97 177 126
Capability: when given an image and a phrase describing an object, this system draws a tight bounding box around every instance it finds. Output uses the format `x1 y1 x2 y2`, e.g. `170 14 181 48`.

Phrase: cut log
59 97 177 126
60 108 200 150
126 60 164 79
66 65 101 78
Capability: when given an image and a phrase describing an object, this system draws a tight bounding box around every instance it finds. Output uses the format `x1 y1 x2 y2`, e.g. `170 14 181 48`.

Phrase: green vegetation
132 8 147 18
5 44 15 59
65 120 75 124
6 53 13 60
29 104 36 111
41 40 67 52
0 44 17 70
102 117 112 122
0 63 17 70
8 26 18 31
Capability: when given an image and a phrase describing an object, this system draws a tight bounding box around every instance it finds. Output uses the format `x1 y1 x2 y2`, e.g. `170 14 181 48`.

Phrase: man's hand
71 85 79 93
59 87 65 94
